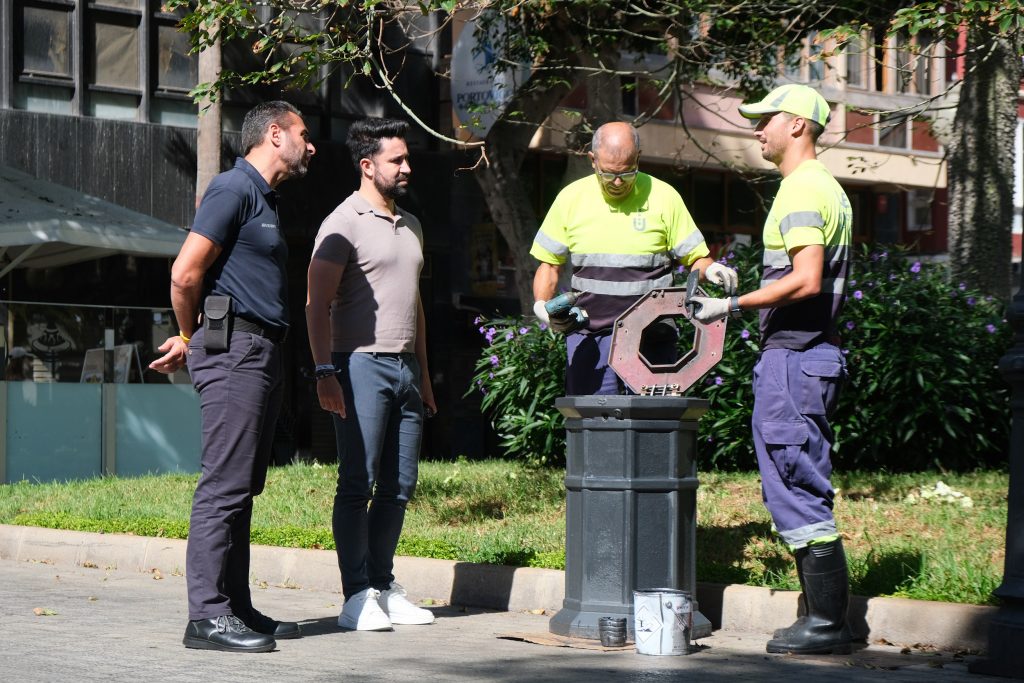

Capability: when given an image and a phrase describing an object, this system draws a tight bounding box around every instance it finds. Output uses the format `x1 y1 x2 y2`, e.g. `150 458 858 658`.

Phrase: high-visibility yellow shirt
530 173 709 330
760 159 852 349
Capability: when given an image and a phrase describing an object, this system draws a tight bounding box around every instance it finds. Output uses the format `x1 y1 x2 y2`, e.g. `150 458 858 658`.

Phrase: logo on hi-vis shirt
261 223 278 229
632 215 647 232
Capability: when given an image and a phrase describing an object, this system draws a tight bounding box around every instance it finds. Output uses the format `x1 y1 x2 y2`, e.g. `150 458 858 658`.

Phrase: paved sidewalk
0 524 996 654
0 557 983 683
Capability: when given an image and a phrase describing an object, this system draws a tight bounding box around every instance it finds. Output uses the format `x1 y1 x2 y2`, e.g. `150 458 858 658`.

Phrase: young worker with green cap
691 83 854 655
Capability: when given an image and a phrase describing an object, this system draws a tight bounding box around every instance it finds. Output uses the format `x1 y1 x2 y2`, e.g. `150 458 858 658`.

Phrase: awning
0 164 187 277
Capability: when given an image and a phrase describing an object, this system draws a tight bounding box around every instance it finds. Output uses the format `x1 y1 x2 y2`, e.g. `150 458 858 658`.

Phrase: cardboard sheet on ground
497 632 634 652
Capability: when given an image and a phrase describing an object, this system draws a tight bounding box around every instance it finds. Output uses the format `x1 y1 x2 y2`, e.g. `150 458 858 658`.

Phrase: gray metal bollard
548 394 712 641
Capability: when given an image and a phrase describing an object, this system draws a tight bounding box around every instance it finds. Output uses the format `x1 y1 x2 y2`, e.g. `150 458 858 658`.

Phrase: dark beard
375 174 408 199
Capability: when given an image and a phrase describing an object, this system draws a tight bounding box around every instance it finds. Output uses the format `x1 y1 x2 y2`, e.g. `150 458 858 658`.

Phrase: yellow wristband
179 332 191 343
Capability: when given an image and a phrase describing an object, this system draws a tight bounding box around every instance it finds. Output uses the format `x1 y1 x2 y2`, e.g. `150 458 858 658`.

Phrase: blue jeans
331 352 423 598
752 343 846 549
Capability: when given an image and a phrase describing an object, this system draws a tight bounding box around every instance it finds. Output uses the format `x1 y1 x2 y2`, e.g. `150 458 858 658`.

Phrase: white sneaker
338 588 393 631
379 583 435 625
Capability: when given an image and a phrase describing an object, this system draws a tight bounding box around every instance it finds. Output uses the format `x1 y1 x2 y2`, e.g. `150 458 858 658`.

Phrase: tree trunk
476 48 622 314
477 69 581 313
195 28 222 208
947 29 1021 300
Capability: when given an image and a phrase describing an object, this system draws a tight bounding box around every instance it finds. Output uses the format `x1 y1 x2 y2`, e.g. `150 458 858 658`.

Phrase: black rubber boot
773 556 807 639
766 539 853 655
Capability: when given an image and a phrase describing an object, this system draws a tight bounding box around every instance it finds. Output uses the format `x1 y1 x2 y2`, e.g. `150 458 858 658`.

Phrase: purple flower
740 329 750 340
676 265 686 274
958 282 967 291
845 321 855 330
489 355 499 366
706 436 714 443
478 326 486 334
986 295 993 302
714 376 723 385
488 372 494 379
987 324 997 334
850 279 857 286
539 323 548 331
910 261 921 273
853 290 863 300
880 251 888 259
967 297 976 306
505 331 514 341
485 328 497 343
727 251 735 261
888 273 896 281
519 327 529 335
474 316 483 324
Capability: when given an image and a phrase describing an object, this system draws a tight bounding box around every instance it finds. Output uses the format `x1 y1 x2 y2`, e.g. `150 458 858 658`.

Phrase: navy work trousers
185 326 284 620
330 352 423 598
566 323 678 395
751 342 845 549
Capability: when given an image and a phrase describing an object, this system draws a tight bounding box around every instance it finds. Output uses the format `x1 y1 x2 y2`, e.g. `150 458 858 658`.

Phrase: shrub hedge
468 244 1011 471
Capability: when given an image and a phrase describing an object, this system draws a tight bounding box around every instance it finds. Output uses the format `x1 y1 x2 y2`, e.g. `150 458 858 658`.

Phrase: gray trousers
185 326 284 620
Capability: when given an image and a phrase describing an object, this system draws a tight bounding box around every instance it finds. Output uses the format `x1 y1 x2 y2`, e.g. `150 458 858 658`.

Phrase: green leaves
468 242 1011 473
466 317 568 466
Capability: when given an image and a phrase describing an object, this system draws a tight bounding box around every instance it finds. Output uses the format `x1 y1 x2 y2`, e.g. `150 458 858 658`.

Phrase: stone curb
0 524 994 652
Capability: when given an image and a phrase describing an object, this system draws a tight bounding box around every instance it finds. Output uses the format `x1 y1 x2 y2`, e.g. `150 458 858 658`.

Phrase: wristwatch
729 296 743 318
313 364 337 380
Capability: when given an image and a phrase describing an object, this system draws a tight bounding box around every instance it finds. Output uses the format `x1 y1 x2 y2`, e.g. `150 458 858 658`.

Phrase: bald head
591 122 640 164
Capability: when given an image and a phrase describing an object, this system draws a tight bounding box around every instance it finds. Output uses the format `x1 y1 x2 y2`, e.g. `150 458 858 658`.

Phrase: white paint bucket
632 588 692 656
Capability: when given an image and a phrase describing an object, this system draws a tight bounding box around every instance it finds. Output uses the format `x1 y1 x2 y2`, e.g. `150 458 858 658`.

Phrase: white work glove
705 262 738 295
532 300 551 324
690 296 731 323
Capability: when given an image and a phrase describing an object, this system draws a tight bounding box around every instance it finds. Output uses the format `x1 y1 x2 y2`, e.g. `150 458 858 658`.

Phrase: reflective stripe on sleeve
533 231 569 257
672 231 706 259
779 210 824 235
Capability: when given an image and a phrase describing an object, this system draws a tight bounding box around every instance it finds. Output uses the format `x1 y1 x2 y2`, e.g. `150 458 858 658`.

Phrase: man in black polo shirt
151 100 315 652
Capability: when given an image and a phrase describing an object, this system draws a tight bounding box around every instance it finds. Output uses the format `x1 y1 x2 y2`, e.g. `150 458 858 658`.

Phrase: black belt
234 317 288 344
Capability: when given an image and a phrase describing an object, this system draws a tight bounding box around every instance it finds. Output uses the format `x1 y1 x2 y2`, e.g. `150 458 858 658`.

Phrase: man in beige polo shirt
306 117 437 631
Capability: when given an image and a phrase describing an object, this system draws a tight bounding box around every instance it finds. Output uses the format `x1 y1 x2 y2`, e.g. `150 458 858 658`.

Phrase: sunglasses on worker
594 166 638 182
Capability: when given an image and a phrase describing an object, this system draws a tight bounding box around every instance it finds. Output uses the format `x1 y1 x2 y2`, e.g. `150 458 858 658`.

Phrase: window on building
89 14 140 90
878 115 908 149
845 34 867 88
10 0 203 124
807 31 825 82
907 190 933 232
156 23 197 92
20 4 73 79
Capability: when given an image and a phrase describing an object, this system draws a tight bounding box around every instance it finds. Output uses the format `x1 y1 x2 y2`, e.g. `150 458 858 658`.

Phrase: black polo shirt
192 158 289 330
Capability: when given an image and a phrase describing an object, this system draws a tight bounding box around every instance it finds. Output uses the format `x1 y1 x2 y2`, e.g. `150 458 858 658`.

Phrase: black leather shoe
240 608 302 639
183 615 276 652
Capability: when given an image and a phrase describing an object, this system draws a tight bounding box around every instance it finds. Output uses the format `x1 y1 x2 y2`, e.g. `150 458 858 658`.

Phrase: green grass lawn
0 460 1007 606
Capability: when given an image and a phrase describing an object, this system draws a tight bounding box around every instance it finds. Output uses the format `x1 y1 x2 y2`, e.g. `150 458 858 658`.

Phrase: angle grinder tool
544 291 589 334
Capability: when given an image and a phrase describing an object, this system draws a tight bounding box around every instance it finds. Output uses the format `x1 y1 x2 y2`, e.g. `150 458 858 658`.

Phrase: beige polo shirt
311 191 424 353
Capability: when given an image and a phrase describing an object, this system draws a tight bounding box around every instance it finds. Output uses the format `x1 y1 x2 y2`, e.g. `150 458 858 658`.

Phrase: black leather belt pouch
203 295 232 351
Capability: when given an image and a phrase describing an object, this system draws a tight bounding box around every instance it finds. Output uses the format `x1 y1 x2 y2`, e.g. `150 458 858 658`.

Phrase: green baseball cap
739 84 831 127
